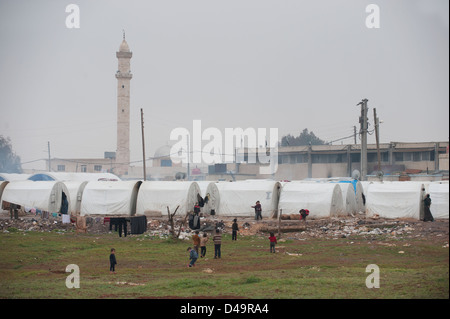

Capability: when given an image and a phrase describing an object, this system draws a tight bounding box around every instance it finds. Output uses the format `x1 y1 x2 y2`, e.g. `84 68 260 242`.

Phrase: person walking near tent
423 194 435 222
109 248 117 274
269 232 277 253
192 202 201 229
299 209 309 228
213 229 222 259
192 231 201 254
252 201 262 220
200 233 208 258
187 247 198 267
231 218 239 241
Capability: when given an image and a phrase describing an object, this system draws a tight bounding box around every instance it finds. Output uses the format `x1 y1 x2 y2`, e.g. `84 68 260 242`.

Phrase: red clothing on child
269 236 277 243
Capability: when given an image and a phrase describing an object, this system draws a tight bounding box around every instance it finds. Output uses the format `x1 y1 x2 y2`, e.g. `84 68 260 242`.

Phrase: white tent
0 181 9 204
136 181 201 217
197 181 220 215
215 180 282 218
28 172 121 182
428 181 449 219
0 173 31 181
63 181 88 215
354 181 366 214
279 182 344 218
365 182 426 219
80 181 142 216
336 183 357 216
0 181 71 213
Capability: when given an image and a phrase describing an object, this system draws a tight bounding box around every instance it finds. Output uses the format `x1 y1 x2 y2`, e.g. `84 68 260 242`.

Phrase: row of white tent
0 174 448 220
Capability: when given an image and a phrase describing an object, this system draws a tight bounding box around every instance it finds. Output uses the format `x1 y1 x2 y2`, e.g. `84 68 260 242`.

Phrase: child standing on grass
109 248 117 274
187 247 198 267
213 229 222 259
231 218 239 241
269 233 277 253
200 233 208 258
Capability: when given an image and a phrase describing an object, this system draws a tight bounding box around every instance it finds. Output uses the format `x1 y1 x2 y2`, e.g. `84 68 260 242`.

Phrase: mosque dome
154 144 173 159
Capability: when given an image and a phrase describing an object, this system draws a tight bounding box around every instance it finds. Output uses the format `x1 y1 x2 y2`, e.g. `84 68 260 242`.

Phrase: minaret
115 31 132 176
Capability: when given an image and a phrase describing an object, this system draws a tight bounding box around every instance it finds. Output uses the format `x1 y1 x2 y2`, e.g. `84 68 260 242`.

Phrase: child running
187 247 198 267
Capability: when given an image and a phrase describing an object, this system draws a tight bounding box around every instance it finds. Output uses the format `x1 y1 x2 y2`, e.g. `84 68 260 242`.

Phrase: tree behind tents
0 135 22 173
280 129 326 147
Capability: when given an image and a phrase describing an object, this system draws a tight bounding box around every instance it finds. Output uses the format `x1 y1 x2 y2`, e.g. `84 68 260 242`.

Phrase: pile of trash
1 211 447 240
1 217 74 233
295 218 417 239
0 215 109 234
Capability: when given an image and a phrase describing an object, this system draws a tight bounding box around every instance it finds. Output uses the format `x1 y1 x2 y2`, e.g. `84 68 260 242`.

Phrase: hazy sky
0 0 448 171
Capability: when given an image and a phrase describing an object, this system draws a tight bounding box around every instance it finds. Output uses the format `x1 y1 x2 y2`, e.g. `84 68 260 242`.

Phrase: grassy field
0 229 448 299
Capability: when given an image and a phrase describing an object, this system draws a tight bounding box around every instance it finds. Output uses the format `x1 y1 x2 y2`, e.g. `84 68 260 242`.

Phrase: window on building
57 165 65 172
296 154 308 163
161 159 172 167
289 155 297 164
312 154 329 163
403 152 412 161
278 155 290 164
368 153 377 162
368 152 388 162
329 154 344 163
81 165 87 172
421 151 430 161
94 165 102 172
413 152 421 162
394 152 403 162
351 153 360 163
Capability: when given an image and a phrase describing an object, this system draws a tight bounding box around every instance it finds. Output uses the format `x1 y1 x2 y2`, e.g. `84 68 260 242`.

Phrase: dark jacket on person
110 253 117 265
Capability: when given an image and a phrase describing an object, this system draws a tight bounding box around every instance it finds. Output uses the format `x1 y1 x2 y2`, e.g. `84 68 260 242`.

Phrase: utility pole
140 108 147 181
47 141 51 172
354 126 357 145
357 99 369 181
187 134 190 181
373 108 383 181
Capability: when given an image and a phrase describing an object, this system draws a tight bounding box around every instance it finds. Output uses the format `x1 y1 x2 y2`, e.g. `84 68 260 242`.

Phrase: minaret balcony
115 72 133 79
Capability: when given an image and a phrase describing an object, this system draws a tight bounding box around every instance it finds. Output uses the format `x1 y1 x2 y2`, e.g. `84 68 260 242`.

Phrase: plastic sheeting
136 181 201 217
80 181 141 216
354 181 366 213
197 181 220 215
0 181 70 213
63 181 88 215
279 182 344 218
0 181 8 203
428 182 449 219
336 183 357 216
365 182 426 219
0 173 30 181
215 180 281 218
28 172 121 182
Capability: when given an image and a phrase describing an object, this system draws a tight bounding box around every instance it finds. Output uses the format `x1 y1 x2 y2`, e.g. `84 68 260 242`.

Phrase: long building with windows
207 141 449 181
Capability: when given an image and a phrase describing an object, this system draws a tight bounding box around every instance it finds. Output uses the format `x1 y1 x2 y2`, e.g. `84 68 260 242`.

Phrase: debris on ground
0 210 448 241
